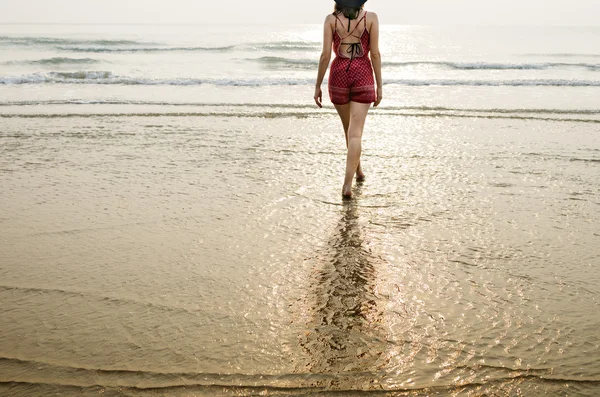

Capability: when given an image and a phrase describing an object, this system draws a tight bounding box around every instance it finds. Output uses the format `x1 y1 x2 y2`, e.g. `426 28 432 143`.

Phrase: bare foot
356 165 365 182
342 184 352 199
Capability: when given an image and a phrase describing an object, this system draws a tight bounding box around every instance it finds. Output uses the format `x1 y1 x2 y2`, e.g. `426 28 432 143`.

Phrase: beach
1 24 600 396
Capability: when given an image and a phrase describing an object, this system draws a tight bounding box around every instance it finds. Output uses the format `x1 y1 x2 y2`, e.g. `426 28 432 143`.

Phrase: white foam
1 72 599 88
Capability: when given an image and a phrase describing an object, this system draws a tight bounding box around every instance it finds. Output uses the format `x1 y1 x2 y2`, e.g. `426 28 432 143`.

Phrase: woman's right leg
334 103 365 181
342 101 371 197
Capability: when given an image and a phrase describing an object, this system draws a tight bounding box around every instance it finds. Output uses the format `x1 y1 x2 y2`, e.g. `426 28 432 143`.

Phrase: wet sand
1 113 599 396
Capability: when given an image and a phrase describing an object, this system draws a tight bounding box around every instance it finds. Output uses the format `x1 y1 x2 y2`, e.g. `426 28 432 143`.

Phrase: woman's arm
314 16 333 108
369 12 383 107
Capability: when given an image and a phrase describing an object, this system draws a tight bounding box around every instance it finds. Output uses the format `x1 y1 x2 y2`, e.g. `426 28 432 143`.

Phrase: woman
314 0 382 198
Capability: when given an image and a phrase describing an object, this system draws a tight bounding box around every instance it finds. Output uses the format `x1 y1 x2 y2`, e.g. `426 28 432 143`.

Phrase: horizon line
1 22 600 28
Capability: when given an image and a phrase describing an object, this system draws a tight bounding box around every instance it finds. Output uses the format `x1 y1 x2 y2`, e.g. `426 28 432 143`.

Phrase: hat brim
334 0 367 8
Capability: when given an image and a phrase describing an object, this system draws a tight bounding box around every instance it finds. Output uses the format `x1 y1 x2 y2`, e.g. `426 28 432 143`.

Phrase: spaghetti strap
336 12 367 40
351 13 366 36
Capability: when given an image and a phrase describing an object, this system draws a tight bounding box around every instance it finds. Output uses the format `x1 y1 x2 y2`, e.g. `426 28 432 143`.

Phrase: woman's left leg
334 103 365 180
342 101 371 197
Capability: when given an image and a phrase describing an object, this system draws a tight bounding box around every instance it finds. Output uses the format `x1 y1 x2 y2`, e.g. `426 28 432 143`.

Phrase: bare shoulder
366 11 379 23
324 13 336 25
366 10 379 31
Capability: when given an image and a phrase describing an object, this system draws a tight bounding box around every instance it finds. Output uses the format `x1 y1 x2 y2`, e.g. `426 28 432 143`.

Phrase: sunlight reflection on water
0 113 599 396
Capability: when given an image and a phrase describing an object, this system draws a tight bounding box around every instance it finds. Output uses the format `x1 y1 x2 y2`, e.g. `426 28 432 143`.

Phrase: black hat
334 0 367 7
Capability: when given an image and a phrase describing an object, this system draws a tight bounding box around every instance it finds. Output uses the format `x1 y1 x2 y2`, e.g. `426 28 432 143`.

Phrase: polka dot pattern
328 15 376 105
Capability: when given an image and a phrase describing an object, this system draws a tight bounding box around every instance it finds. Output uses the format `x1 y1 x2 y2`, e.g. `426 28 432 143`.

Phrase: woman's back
328 10 375 59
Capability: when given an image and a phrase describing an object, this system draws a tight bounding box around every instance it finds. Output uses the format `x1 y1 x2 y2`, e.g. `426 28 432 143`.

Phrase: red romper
328 11 377 105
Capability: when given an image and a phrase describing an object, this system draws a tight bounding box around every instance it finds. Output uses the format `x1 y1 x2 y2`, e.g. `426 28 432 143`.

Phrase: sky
0 0 598 26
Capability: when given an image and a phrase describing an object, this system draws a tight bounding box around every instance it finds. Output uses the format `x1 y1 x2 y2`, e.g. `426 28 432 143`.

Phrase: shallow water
1 111 599 396
1 22 600 396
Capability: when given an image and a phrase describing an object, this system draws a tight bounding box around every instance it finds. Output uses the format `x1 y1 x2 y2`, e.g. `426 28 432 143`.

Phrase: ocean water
1 23 600 396
1 24 600 114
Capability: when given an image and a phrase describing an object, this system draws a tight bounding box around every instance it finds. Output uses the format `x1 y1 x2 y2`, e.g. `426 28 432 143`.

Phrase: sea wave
56 45 235 53
58 42 316 53
3 57 101 65
247 56 319 69
385 79 600 87
0 71 113 84
1 72 599 87
388 61 600 71
6 55 599 72
0 100 314 108
0 355 598 396
0 71 313 86
246 57 600 71
4 112 599 124
2 101 600 116
244 41 321 51
0 36 150 46
522 53 600 58
0 35 320 53
2 103 599 124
